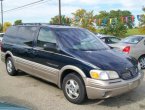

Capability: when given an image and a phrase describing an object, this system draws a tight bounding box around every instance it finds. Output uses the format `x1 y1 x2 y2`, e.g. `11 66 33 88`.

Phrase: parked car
1 24 144 104
111 35 145 69
0 33 4 47
0 102 29 110
97 35 121 46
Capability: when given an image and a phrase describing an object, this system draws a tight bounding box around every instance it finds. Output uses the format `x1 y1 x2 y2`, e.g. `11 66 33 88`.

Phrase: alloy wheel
7 60 13 73
65 79 80 99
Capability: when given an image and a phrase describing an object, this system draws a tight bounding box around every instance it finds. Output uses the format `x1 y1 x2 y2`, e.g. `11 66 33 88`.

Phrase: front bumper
84 70 144 99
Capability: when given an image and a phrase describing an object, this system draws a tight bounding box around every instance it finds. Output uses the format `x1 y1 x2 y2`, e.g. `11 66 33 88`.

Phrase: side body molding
58 65 87 88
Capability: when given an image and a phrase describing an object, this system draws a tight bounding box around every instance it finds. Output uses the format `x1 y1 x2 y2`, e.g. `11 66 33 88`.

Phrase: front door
32 27 60 84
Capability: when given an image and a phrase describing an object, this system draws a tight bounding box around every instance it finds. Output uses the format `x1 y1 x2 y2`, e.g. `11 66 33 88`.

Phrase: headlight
90 70 119 80
138 63 141 70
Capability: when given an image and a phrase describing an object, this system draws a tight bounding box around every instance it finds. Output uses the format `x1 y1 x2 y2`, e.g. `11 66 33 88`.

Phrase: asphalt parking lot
1 57 145 110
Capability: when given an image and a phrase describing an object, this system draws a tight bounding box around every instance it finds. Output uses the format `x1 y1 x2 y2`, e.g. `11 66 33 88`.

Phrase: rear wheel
6 57 17 76
62 73 86 104
139 56 145 69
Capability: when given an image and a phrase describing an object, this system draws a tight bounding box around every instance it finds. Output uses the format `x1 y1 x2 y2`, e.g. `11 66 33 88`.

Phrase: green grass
125 28 142 37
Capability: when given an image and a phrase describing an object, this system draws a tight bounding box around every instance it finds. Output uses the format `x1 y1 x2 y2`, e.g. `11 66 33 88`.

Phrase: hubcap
7 60 13 73
139 57 145 69
65 79 80 99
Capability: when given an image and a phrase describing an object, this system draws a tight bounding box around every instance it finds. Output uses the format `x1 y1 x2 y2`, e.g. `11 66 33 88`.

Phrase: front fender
58 65 87 88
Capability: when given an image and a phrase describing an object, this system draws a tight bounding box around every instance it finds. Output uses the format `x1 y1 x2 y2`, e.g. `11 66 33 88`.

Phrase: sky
2 0 145 25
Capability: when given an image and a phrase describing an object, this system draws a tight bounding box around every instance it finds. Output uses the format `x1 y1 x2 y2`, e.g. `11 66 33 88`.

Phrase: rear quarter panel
130 38 145 60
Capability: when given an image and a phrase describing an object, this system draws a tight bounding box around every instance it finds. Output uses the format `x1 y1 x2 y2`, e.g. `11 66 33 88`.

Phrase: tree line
0 7 144 37
0 20 22 32
139 7 145 34
50 8 145 37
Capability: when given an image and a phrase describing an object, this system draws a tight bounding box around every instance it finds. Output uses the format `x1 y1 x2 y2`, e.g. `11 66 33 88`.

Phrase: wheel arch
138 54 145 60
58 65 86 88
4 51 18 70
5 51 14 62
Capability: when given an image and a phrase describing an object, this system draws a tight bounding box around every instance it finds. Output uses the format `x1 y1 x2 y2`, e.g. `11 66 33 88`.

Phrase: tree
139 7 145 34
71 9 96 33
95 10 133 37
50 15 71 25
3 22 12 32
14 20 22 25
95 10 134 28
0 23 2 32
140 7 145 26
100 22 127 37
143 7 145 12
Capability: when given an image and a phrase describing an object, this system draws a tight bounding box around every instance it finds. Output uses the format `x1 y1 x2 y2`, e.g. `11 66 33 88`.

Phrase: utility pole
0 0 3 32
58 0 61 24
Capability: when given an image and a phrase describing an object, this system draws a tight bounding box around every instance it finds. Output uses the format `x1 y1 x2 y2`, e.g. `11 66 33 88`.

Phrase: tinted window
37 28 56 48
4 26 37 47
55 28 109 51
0 34 4 37
101 38 106 43
106 37 120 44
121 36 143 44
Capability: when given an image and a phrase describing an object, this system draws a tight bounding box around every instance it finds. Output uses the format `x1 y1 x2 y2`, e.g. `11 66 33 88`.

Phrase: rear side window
4 26 38 47
37 28 56 48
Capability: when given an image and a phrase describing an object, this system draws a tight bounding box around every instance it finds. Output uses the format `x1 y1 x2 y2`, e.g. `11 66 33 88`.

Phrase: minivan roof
15 23 80 29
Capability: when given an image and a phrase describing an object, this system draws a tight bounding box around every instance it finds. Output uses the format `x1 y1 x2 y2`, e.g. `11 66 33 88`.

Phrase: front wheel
6 57 17 76
62 73 86 104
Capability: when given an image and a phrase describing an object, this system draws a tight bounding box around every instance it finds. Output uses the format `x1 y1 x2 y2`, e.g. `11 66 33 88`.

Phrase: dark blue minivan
1 24 144 104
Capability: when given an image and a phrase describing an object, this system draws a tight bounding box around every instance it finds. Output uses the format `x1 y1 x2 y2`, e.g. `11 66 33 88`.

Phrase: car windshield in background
120 36 143 44
55 28 109 51
108 37 120 43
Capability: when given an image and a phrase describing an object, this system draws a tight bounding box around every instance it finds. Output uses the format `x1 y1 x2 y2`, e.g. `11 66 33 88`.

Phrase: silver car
111 35 145 68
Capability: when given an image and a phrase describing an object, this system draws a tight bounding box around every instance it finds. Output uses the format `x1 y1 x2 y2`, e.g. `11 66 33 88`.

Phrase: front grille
121 67 138 80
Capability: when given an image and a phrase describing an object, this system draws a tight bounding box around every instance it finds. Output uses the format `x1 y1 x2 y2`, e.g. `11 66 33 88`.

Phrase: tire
6 57 17 76
139 56 145 69
62 73 86 104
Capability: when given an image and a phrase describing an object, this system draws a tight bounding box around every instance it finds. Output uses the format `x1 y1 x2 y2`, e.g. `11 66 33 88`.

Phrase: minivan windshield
120 36 143 44
54 28 109 51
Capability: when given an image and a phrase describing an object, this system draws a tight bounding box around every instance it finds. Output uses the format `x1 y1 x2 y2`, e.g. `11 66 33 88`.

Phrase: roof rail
20 23 48 25
15 23 70 26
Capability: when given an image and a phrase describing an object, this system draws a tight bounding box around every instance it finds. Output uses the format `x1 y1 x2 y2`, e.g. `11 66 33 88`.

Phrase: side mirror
43 43 58 51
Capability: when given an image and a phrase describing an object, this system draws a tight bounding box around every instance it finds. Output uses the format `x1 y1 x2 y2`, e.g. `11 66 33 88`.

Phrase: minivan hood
68 49 137 75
